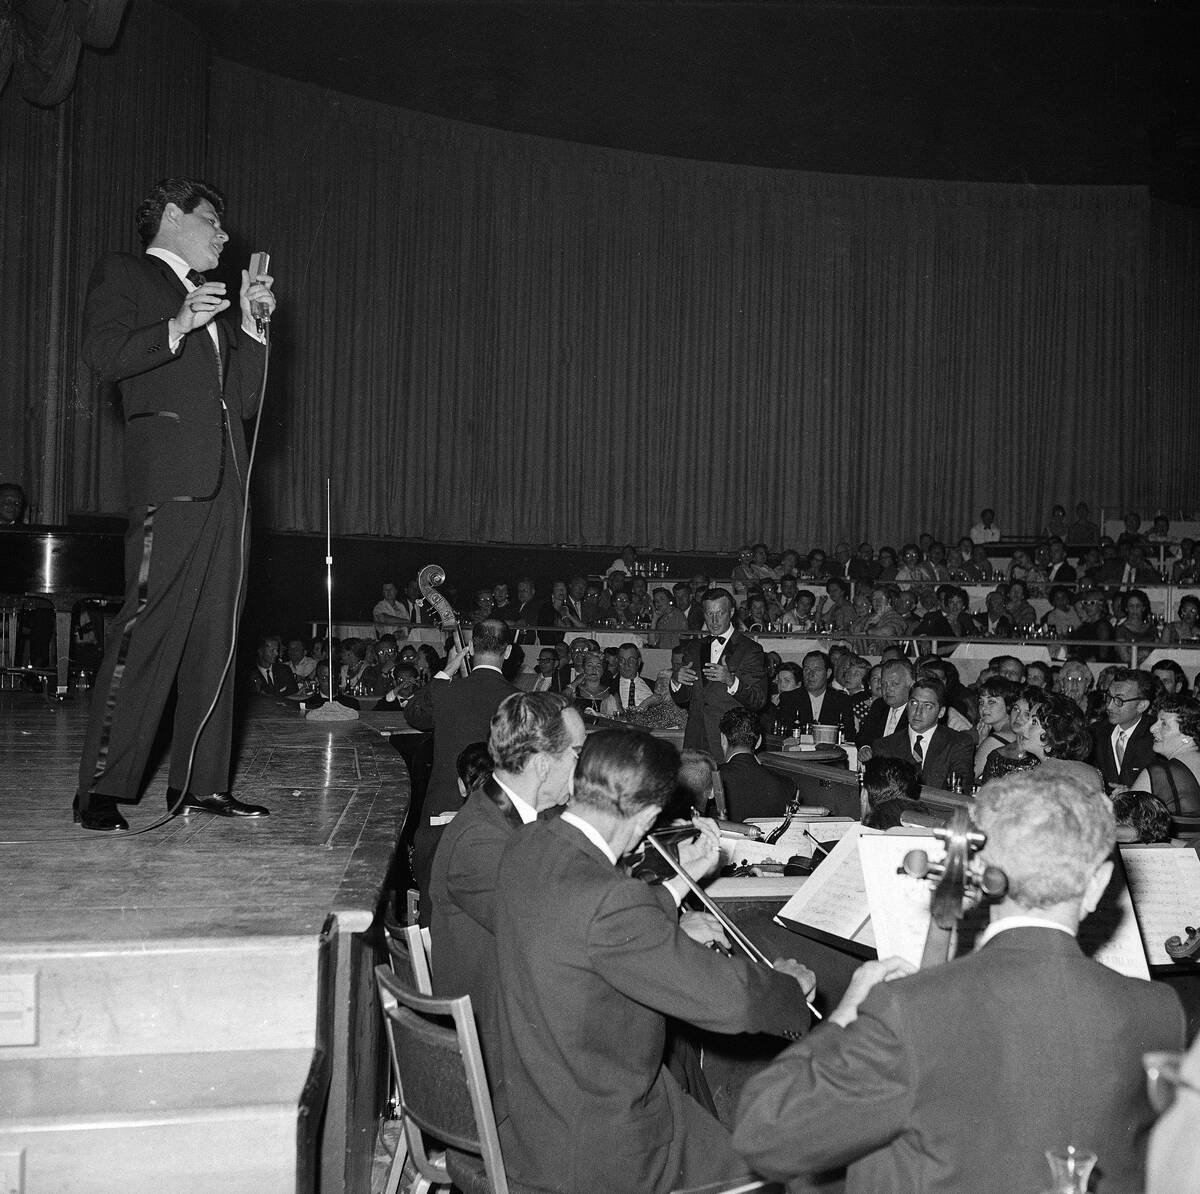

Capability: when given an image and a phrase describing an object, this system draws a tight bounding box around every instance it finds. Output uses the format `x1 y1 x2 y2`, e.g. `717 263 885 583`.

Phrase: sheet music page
858 831 942 968
1077 862 1151 980
1118 845 1200 967
774 823 878 948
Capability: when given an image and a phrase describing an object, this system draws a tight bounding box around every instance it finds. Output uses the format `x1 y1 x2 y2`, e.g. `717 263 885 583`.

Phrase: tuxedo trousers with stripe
77 482 246 810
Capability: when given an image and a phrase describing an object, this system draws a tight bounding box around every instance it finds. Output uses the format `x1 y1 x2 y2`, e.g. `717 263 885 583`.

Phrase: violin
1165 925 1200 963
902 807 1008 969
418 564 470 679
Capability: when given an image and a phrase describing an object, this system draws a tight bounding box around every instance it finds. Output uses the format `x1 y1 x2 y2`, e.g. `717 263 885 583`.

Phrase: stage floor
0 690 412 946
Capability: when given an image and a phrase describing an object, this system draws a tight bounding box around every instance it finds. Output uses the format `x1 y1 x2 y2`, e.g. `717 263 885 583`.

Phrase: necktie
628 680 636 711
186 269 206 287
913 734 924 768
1115 729 1128 768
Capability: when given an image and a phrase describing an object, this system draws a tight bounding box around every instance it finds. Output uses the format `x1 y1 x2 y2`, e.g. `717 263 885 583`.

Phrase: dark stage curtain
205 62 1200 551
0 0 207 522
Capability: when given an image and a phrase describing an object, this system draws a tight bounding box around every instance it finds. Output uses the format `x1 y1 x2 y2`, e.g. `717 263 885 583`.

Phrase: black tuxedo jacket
1089 714 1157 789
789 688 855 739
718 753 797 820
736 926 1184 1194
429 777 525 1076
672 630 768 757
870 724 975 791
404 666 520 821
493 815 810 1194
855 698 908 748
248 660 298 697
82 252 265 506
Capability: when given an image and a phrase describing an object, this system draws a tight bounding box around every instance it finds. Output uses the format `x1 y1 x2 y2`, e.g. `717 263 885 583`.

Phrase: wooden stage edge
0 690 411 1194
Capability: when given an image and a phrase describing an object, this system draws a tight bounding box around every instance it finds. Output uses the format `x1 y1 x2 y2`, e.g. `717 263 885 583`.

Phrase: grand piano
0 527 124 690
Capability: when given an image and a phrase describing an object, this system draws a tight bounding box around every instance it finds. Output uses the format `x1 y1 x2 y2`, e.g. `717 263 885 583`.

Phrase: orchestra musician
489 727 901 1194
733 768 1185 1194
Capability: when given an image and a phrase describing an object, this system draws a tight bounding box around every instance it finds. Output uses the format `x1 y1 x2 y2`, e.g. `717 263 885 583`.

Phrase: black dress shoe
166 787 270 818
73 793 129 832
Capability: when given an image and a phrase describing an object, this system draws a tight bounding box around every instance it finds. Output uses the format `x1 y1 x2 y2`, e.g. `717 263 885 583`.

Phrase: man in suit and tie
718 707 798 820
672 587 769 758
734 767 1184 1194
601 642 658 718
492 728 826 1194
1090 668 1157 790
512 576 552 645
531 646 571 693
791 650 856 739
429 692 585 1076
869 677 975 791
405 618 520 912
855 658 914 753
74 178 275 831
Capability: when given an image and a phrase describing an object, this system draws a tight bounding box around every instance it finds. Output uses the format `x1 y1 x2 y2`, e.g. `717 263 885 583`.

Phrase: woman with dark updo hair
980 688 1101 790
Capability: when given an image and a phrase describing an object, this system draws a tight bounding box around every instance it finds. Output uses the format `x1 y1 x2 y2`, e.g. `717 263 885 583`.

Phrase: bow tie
186 269 206 287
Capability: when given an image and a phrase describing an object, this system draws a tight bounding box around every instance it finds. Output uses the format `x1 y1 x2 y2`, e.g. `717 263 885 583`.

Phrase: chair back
375 965 510 1194
382 906 433 995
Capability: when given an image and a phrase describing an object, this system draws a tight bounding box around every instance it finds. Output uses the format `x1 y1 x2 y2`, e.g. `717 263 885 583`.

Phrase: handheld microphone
249 250 271 331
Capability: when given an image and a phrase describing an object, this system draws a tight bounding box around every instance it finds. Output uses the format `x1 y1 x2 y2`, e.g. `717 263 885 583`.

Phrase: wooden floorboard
0 691 411 946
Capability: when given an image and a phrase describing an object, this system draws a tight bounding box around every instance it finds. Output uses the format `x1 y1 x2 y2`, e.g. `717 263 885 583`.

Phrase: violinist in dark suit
492 729 824 1194
869 678 975 791
672 588 769 758
734 768 1184 1194
74 177 274 831
404 619 520 911
430 693 585 1075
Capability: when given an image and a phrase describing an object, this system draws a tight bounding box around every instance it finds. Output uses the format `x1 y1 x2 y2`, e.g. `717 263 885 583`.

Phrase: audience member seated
511 576 551 644
1025 660 1052 688
1164 595 1200 645
605 543 639 577
1054 658 1094 712
248 634 299 696
874 546 899 581
1088 667 1157 790
855 585 909 652
982 688 1100 789
969 506 1001 542
868 676 974 791
739 591 771 633
940 585 975 640
975 590 1015 637
601 643 656 718
856 657 914 751
532 646 571 693
649 585 686 648
1112 789 1173 844
1128 696 1200 838
847 542 879 584
790 650 855 738
372 580 410 632
814 577 856 631
1004 579 1037 630
1068 588 1116 663
0 481 27 526
860 755 932 829
717 707 797 819
1042 584 1081 636
1066 501 1100 545
1152 659 1189 696
734 767 1184 1194
572 651 612 715
896 543 936 584
772 547 801 580
491 581 518 622
1042 504 1069 540
492 728 822 1194
284 636 316 682
915 657 974 728
1121 544 1162 586
974 676 1022 779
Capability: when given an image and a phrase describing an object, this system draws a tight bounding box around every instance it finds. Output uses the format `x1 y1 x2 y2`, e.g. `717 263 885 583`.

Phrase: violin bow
645 833 822 1020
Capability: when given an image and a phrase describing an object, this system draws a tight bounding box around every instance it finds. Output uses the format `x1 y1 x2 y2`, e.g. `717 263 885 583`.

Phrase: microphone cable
1 304 272 845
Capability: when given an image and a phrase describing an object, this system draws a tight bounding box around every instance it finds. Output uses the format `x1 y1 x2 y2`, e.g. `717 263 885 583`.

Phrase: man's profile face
907 686 942 734
617 647 642 679
167 199 228 272
258 638 280 666
548 709 588 803
776 669 799 693
703 597 734 637
801 656 830 694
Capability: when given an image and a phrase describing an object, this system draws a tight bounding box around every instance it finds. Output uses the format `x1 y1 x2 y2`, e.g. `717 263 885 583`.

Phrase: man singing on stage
73 177 275 831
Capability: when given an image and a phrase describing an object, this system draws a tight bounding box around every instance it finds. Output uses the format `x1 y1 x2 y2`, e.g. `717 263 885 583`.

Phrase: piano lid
0 528 124 598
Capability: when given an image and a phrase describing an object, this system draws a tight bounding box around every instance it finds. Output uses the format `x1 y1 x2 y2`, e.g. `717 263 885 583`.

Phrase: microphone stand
306 476 358 721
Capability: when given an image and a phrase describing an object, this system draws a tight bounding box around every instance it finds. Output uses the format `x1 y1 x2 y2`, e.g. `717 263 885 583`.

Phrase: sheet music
858 831 943 967
1118 845 1200 967
1077 863 1150 980
774 823 878 948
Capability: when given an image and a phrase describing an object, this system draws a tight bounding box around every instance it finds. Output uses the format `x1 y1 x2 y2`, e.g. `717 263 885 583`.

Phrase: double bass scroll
417 564 471 679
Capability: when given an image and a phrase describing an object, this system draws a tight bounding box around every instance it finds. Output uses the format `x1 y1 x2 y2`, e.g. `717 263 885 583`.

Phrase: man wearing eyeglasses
1090 668 1157 790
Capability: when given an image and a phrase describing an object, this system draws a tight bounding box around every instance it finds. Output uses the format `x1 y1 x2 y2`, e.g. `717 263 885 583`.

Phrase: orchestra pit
3 1 1200 1191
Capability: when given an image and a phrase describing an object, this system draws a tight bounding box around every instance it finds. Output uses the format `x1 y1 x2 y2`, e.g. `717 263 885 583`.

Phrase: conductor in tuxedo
672 587 769 758
492 728 825 1194
404 618 520 911
429 692 585 1077
74 178 275 831
734 767 1185 1194
869 677 975 791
